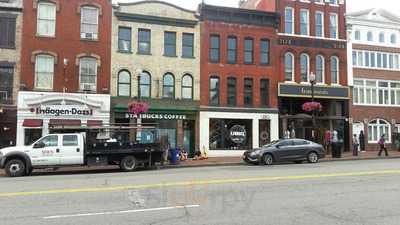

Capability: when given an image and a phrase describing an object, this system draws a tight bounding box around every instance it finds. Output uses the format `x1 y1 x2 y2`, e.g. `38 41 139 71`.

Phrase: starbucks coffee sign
230 125 246 144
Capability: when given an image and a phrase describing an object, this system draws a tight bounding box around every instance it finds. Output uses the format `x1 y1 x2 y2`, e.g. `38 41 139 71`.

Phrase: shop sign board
125 113 187 120
230 125 246 144
32 106 93 116
278 83 350 99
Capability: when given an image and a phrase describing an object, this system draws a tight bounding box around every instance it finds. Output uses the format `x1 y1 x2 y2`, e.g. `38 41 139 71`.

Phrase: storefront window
209 119 252 150
368 119 390 143
259 120 270 147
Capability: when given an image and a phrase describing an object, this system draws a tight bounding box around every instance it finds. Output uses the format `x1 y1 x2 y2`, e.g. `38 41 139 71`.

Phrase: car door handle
77 148 80 152
56 149 60 153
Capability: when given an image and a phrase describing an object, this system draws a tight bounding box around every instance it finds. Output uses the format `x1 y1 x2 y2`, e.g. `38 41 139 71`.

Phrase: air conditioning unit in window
81 84 96 92
81 32 98 40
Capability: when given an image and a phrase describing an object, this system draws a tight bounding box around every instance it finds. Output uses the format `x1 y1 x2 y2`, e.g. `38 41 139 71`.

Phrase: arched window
79 57 97 92
139 71 151 98
284 52 294 81
379 32 385 43
316 55 325 83
367 31 373 42
354 30 360 40
181 74 193 100
35 54 55 90
368 119 391 143
300 53 309 82
37 2 56 36
391 34 397 44
163 73 175 99
117 70 131 97
209 76 220 105
330 56 339 84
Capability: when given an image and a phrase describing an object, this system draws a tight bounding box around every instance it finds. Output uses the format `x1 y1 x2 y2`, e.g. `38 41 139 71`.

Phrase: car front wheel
307 152 319 163
5 159 26 177
262 154 273 166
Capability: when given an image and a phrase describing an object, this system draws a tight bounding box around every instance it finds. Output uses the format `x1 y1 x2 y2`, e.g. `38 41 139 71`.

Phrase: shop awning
23 119 43 127
49 119 81 127
87 120 102 126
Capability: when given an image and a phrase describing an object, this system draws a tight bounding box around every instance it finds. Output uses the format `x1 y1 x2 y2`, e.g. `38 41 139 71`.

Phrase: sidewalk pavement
168 150 400 168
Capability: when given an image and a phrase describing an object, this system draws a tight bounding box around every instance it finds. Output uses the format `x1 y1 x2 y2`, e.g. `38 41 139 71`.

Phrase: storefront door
183 120 195 157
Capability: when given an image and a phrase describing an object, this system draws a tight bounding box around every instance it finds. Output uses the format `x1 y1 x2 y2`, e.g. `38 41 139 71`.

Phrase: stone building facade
0 0 23 147
110 1 200 156
347 9 400 151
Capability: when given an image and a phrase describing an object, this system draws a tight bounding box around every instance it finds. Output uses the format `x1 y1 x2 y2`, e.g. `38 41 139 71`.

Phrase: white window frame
353 78 400 107
300 9 310 36
34 54 54 90
284 52 295 82
354 30 360 40
391 33 397 45
36 2 56 37
79 57 97 92
80 6 99 40
367 31 373 42
352 50 400 71
330 56 339 85
315 11 324 37
316 55 325 84
300 53 310 83
284 7 294 34
368 119 391 143
329 13 338 39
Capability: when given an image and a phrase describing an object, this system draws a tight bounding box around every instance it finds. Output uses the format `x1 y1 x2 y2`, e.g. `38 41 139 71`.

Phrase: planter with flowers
302 101 322 113
128 101 149 116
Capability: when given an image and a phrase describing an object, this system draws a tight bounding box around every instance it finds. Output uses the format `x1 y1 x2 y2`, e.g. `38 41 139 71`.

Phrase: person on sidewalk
378 134 389 157
352 134 359 156
359 131 366 152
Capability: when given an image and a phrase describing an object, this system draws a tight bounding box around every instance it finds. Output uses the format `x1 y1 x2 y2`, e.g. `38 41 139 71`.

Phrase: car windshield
262 140 279 148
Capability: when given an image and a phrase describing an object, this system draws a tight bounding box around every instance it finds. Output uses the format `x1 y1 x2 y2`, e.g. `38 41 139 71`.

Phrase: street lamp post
309 72 316 141
135 69 143 142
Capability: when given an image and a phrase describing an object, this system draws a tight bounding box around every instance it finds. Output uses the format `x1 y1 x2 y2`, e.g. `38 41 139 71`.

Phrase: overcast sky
114 0 400 14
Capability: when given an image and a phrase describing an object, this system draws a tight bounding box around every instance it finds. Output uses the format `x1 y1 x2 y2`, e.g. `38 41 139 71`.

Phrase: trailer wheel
120 156 137 172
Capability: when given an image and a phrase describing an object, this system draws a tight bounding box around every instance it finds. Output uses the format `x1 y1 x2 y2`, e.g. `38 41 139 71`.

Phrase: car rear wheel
120 156 137 172
307 152 319 163
5 159 26 177
262 154 273 166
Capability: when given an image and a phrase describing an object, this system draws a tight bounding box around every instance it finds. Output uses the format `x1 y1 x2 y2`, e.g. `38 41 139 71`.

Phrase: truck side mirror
33 142 45 149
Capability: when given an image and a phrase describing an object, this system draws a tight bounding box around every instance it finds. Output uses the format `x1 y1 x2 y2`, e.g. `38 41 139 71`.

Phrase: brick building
347 9 400 151
198 4 280 156
17 0 112 146
0 0 23 148
241 0 350 149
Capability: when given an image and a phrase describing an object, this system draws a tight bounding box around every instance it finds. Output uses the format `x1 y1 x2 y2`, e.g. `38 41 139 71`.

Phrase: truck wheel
120 156 137 172
5 159 26 177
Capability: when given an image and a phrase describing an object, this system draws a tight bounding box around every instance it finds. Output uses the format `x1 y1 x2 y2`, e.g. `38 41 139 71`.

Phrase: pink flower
302 101 322 112
128 101 149 115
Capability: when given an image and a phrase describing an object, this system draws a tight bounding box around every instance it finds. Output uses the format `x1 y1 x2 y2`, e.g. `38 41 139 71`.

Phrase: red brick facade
20 0 112 93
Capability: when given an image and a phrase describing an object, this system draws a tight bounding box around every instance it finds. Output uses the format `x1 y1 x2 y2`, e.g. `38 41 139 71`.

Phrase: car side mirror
33 142 45 149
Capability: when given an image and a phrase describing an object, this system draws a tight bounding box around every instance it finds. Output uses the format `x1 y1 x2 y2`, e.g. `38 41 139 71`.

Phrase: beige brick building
0 0 23 147
110 1 200 155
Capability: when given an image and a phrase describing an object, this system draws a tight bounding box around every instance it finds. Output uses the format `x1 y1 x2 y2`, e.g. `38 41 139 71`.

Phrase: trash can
169 148 180 165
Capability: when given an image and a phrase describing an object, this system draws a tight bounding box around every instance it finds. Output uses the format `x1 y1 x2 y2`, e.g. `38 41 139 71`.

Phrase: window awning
22 119 43 127
49 119 81 127
87 120 103 126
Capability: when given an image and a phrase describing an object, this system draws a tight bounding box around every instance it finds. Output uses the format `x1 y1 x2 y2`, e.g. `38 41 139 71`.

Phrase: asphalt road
1 159 400 225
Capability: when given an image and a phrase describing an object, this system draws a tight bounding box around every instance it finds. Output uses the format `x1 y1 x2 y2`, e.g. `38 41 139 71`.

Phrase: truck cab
0 133 85 177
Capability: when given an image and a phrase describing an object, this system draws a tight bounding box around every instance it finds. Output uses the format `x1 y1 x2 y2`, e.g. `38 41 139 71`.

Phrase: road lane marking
2 169 400 198
42 204 200 219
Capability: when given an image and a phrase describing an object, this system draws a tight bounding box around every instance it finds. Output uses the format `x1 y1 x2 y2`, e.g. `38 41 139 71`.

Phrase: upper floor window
0 66 13 102
285 7 294 34
260 79 269 107
316 55 325 83
300 9 309 36
367 31 373 42
331 56 339 84
35 54 54 90
244 38 254 64
244 78 253 106
0 16 16 48
81 6 99 40
352 50 400 70
79 57 97 92
391 34 397 44
139 71 151 98
209 76 220 105
209 35 220 63
284 52 294 81
260 39 270 65
118 27 131 52
164 31 176 57
300 53 309 82
353 79 400 106
379 32 385 43
37 2 56 36
314 0 323 3
117 70 131 97
181 74 193 100
329 13 338 39
138 29 151 54
182 33 194 58
227 77 236 106
329 0 338 4
227 36 237 64
163 73 175 99
354 30 360 40
315 11 324 37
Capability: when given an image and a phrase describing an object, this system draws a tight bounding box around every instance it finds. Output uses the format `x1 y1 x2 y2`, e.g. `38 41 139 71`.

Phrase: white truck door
59 134 84 165
29 135 61 166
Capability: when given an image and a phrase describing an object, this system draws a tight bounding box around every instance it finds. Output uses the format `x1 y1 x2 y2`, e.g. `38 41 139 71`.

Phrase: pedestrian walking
378 134 389 157
359 131 365 152
352 134 359 156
